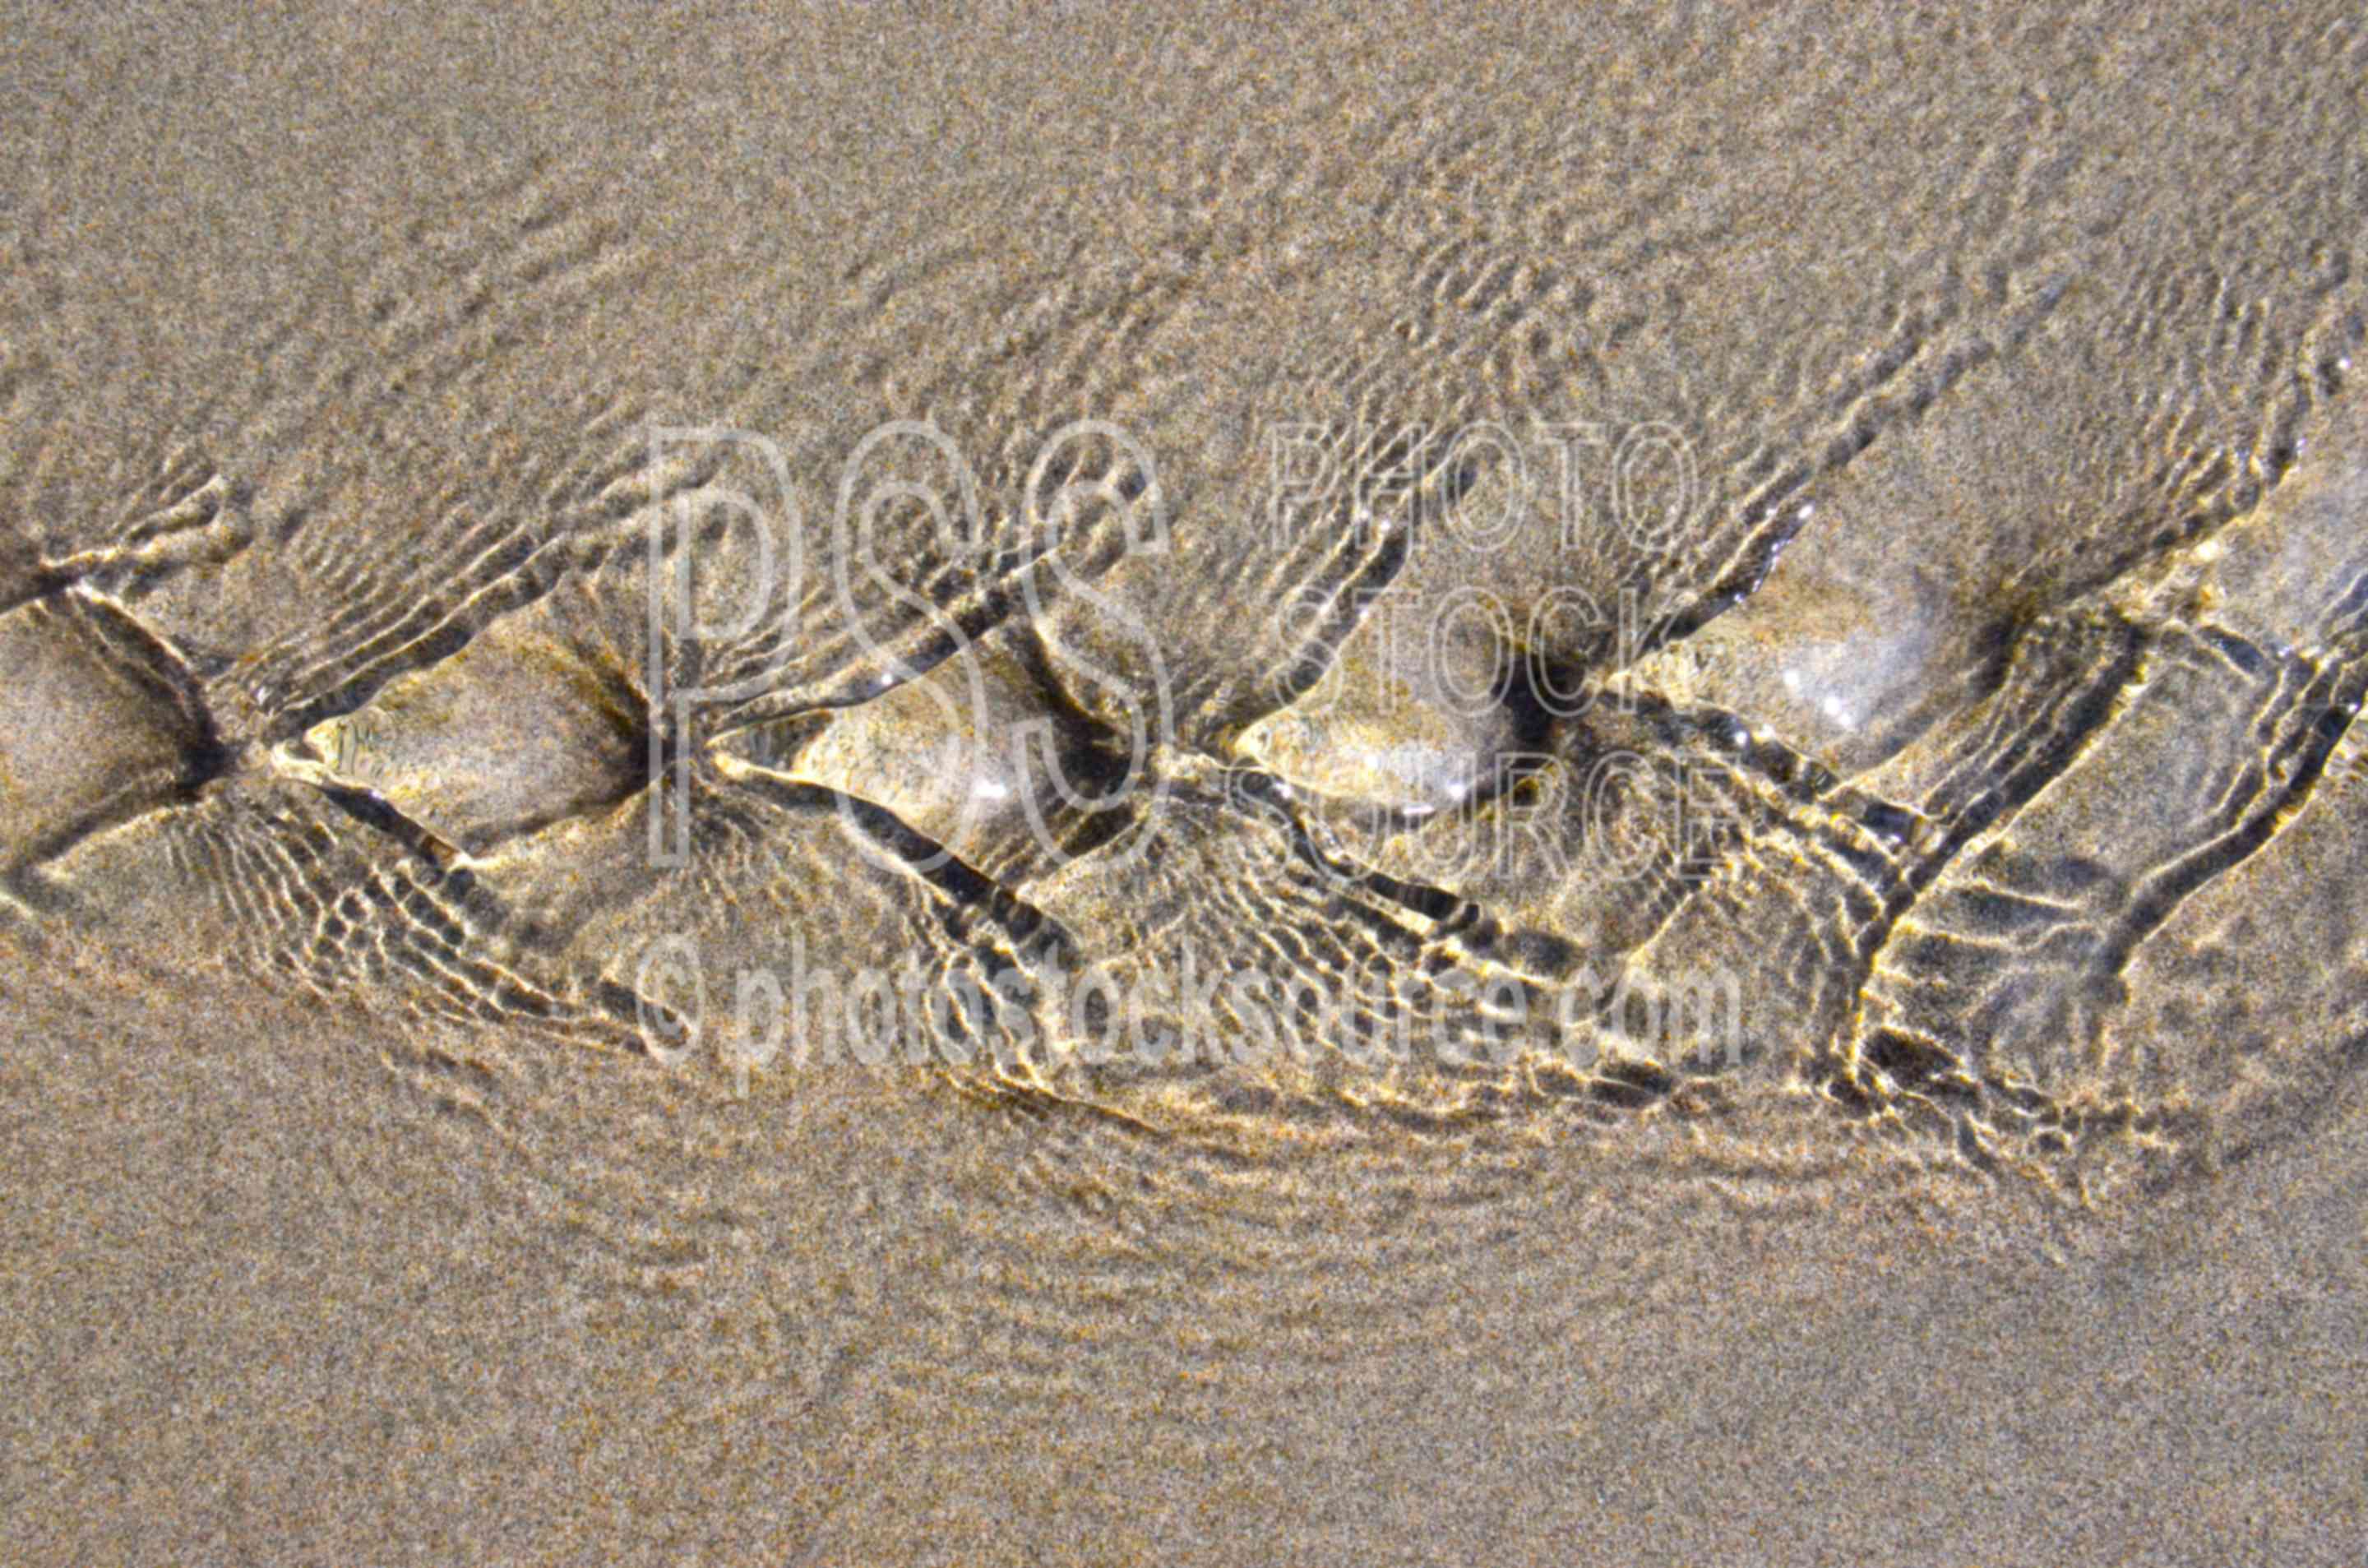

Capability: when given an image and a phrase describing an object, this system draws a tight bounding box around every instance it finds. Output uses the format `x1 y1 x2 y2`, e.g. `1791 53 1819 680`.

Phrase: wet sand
4 2 2366 1561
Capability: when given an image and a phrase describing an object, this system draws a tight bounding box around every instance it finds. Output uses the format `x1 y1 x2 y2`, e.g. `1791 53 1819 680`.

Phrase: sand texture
4 2 2367 1562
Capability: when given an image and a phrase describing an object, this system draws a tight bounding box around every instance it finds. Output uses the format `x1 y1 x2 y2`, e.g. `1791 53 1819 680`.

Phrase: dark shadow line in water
2097 649 2368 985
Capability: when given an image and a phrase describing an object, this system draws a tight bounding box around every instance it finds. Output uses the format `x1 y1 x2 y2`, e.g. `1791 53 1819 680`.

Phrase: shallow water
5 2 2367 1561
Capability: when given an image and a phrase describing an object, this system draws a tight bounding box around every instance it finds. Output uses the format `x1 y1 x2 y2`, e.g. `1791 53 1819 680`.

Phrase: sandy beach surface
4 3 2366 1562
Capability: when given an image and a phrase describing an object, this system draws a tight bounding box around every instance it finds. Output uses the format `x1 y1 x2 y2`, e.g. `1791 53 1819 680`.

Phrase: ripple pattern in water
6 3 2368 1558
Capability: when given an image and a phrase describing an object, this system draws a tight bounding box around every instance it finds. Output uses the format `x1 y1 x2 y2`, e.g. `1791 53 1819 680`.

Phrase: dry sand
3 2 2366 1562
